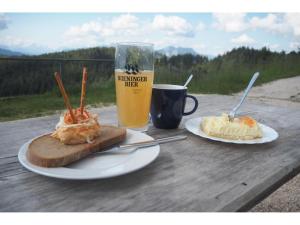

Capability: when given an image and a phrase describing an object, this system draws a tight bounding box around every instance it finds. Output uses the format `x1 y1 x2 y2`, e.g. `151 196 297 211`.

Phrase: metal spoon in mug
228 72 260 121
183 74 193 87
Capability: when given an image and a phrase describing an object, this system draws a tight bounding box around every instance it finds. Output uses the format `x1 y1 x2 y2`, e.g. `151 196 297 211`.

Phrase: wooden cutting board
26 125 126 167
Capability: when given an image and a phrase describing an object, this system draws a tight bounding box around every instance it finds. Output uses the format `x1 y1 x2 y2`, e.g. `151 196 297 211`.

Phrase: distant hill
157 46 198 57
38 47 115 59
0 48 24 56
0 46 116 97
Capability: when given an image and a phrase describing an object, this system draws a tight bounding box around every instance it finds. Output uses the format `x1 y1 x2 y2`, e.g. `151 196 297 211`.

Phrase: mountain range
156 46 198 57
0 48 24 56
0 46 210 58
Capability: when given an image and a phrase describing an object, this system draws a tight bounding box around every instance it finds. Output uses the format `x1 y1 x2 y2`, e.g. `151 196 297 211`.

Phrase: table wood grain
0 94 300 212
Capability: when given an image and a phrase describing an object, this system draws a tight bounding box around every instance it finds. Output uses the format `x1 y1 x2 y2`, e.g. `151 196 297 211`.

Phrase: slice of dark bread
27 125 126 167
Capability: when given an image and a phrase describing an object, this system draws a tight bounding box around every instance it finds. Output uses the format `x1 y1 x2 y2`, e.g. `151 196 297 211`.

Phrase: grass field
0 78 116 122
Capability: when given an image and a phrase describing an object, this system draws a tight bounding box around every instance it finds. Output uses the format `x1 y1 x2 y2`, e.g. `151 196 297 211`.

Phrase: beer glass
115 42 154 131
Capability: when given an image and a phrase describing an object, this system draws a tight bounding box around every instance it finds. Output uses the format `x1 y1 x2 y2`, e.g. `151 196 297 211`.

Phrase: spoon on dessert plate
228 72 260 121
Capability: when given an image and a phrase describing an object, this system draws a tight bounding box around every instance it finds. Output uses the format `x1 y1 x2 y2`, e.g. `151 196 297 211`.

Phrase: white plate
185 117 278 144
18 129 160 180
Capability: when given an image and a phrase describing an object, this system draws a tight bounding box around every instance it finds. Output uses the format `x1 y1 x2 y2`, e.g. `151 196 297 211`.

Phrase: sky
0 13 300 55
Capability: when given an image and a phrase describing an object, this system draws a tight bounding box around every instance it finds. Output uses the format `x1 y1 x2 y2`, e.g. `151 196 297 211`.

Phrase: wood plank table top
0 94 300 212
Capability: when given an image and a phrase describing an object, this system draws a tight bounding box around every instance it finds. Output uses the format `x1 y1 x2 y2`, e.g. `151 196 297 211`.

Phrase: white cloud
252 13 300 37
196 22 205 31
214 13 300 39
152 15 195 37
63 23 102 48
111 14 139 30
0 35 52 54
212 13 248 32
250 14 289 34
212 13 300 39
62 14 208 51
63 14 141 47
231 34 255 45
0 13 8 30
0 35 33 47
289 41 300 50
284 13 300 37
65 21 104 38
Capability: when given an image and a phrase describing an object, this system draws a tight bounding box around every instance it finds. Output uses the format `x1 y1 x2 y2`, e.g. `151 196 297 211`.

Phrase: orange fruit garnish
64 108 90 124
239 116 256 127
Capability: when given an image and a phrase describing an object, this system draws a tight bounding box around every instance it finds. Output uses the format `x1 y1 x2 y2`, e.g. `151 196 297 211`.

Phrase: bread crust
27 125 126 167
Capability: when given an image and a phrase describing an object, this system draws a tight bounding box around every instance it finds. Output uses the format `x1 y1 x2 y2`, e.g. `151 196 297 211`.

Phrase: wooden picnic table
0 94 300 212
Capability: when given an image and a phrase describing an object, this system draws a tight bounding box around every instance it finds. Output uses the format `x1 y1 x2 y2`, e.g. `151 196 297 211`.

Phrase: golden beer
114 42 154 130
115 69 154 128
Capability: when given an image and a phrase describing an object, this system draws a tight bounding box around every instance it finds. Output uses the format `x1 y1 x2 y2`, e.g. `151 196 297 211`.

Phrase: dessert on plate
200 113 263 140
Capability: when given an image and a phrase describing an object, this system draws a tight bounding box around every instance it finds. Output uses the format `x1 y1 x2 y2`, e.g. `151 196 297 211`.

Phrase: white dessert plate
18 129 160 180
185 117 279 144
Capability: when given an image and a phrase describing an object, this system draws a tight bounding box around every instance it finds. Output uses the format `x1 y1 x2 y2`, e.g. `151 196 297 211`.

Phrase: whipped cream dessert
200 113 263 140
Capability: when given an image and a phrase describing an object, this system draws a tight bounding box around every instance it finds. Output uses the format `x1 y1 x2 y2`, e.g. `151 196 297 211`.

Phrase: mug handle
183 94 198 116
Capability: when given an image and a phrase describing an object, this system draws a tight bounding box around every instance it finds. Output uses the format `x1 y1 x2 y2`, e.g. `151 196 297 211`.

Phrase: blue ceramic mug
150 84 198 129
